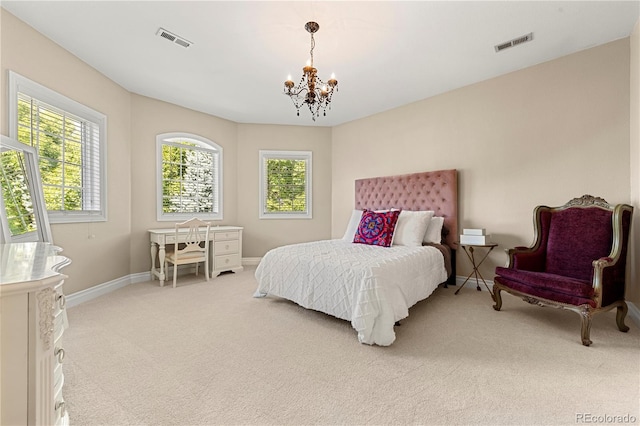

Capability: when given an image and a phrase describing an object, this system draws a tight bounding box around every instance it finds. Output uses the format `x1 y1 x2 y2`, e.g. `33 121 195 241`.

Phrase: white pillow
342 209 363 241
423 216 445 244
393 210 434 247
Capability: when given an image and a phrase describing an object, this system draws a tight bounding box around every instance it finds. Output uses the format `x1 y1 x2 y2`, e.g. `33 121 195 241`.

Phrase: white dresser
0 242 71 426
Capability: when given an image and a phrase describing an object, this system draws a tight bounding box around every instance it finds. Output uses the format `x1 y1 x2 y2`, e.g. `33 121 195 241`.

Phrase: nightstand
454 242 498 299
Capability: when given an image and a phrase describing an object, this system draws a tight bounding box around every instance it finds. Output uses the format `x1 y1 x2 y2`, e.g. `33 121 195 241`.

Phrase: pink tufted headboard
355 169 458 248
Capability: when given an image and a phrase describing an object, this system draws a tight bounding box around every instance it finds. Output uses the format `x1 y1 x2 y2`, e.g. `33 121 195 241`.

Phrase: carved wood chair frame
493 195 633 346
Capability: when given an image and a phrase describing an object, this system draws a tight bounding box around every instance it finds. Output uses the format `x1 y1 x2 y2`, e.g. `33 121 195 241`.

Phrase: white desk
149 226 243 286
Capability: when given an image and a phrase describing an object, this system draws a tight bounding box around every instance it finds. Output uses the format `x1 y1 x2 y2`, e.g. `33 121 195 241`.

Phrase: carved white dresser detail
0 242 71 425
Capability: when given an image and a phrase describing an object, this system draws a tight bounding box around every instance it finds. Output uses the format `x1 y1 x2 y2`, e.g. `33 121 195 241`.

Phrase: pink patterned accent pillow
353 209 401 247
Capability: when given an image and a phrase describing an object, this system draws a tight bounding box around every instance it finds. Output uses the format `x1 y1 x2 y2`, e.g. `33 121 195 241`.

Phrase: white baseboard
66 269 640 329
242 257 261 266
451 275 640 329
627 301 640 329
453 275 493 291
66 271 150 308
67 258 259 307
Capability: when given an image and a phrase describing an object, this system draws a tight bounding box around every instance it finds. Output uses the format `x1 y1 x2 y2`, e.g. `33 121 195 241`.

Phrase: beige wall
332 39 633 299
0 10 331 291
2 8 638 307
237 124 332 257
129 94 238 274
630 19 640 304
128 106 333 269
1 10 132 294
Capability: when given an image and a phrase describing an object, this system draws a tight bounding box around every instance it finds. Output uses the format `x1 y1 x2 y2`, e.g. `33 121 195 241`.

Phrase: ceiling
2 1 639 127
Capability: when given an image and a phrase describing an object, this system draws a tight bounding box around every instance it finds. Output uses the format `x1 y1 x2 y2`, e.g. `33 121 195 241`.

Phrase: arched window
156 133 223 221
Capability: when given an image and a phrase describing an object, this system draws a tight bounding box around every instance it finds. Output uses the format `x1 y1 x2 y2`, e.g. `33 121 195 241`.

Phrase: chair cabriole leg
493 285 502 311
579 309 593 346
616 302 630 333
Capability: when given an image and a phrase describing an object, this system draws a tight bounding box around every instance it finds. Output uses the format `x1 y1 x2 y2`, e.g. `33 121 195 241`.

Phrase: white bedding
253 239 447 346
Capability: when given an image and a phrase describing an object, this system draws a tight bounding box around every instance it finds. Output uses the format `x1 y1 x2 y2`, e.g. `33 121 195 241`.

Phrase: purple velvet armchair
493 195 633 346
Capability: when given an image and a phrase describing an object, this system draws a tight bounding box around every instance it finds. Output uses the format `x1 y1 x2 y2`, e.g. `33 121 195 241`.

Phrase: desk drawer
214 231 239 241
215 254 241 270
214 240 239 255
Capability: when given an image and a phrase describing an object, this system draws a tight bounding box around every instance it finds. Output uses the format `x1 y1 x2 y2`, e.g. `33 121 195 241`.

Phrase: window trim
156 132 223 222
259 150 312 219
8 71 107 223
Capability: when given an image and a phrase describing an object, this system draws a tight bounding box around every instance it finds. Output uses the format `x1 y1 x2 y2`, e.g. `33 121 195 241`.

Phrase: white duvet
253 239 447 346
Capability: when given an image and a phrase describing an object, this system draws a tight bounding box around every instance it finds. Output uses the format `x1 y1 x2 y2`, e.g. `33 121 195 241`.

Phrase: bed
253 169 458 346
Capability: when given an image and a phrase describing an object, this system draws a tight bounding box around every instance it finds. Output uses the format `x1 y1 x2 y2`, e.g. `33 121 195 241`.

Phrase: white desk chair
164 218 211 288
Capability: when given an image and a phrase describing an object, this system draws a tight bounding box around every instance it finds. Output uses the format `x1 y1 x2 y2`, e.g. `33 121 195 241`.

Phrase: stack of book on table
460 228 491 245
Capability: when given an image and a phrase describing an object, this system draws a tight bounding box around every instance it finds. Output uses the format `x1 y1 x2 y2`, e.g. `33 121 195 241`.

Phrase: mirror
0 135 52 243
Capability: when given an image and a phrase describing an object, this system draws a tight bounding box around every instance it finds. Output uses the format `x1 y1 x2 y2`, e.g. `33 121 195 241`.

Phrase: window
259 150 312 219
157 133 223 221
9 71 107 223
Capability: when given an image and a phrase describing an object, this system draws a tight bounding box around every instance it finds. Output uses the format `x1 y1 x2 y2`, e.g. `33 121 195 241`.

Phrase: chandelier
284 21 338 121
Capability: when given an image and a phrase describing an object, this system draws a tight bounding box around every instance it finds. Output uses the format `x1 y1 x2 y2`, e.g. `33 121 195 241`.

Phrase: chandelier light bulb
284 74 295 90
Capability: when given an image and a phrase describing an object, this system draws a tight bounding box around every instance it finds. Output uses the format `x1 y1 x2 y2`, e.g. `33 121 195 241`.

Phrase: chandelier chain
309 33 315 67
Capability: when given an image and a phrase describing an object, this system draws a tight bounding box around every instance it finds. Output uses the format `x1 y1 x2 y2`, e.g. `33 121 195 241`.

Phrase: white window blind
156 133 223 221
259 150 312 219
9 71 107 223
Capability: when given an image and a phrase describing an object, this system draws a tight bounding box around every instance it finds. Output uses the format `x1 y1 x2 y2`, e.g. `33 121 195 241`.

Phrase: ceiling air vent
156 28 192 48
494 32 533 53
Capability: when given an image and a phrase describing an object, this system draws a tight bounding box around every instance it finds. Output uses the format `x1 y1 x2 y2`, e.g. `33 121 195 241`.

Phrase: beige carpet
63 267 640 426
